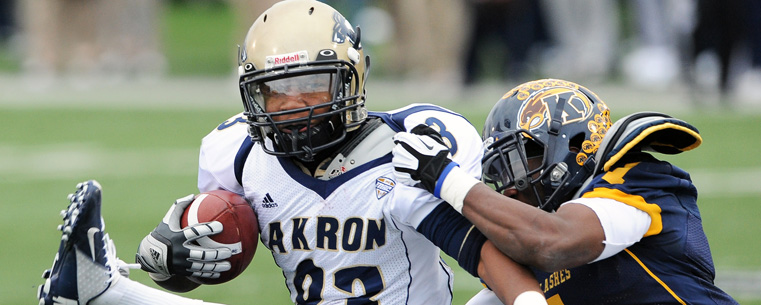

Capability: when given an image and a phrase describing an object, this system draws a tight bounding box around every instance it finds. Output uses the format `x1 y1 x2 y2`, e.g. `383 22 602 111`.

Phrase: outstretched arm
463 183 605 271
394 126 605 271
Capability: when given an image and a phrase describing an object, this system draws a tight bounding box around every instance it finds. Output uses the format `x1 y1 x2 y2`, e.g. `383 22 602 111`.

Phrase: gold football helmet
238 0 370 161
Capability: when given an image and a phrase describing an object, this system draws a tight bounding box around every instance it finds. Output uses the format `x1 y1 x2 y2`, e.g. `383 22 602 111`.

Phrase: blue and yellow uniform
535 152 737 305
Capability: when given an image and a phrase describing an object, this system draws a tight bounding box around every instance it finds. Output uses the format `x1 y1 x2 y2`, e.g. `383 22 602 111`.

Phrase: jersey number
216 115 247 131
424 117 458 155
294 259 384 304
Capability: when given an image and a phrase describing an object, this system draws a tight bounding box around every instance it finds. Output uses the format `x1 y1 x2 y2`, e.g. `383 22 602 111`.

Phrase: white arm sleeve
562 197 652 262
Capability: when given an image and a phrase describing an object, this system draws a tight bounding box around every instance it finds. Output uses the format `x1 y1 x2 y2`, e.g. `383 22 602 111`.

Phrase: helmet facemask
240 59 364 162
482 130 576 211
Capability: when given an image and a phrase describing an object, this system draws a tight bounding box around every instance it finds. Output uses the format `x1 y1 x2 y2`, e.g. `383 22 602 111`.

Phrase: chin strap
539 96 567 211
544 155 596 210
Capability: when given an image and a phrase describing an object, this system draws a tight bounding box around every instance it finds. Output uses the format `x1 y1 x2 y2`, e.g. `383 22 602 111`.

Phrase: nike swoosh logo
88 227 100 259
418 138 434 150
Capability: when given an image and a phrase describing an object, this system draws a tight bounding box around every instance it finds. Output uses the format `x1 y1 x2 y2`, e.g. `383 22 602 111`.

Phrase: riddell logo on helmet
275 54 300 65
265 51 309 69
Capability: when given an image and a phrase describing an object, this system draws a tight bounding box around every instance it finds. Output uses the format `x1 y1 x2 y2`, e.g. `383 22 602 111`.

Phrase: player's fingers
392 131 418 146
392 132 410 145
191 271 220 279
165 194 196 226
392 143 421 169
189 261 231 274
183 221 223 239
173 194 196 209
188 247 233 261
190 268 227 279
410 124 447 145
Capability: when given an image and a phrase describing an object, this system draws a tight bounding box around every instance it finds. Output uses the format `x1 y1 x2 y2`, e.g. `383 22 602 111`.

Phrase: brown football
180 190 258 284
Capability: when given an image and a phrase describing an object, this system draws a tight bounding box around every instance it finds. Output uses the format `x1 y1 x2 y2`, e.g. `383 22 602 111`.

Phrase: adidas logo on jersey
261 193 278 208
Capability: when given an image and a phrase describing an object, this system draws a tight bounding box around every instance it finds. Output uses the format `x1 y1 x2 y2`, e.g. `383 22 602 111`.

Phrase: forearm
463 184 549 266
461 183 594 271
478 241 546 305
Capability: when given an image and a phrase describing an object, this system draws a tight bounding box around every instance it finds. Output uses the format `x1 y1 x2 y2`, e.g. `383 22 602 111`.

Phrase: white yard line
5 75 761 114
0 144 198 181
715 270 761 300
3 144 761 195
690 168 761 197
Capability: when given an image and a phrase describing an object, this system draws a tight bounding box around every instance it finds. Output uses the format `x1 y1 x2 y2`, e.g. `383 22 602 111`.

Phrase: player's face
257 73 335 129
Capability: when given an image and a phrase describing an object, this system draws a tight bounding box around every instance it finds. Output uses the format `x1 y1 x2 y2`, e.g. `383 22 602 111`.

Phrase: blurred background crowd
0 0 759 104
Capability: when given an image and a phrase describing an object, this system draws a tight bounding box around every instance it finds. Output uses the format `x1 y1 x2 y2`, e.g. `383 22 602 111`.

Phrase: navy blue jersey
534 152 737 305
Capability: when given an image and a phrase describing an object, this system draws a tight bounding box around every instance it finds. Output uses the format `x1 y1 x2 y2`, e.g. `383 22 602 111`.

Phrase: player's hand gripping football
393 124 481 213
136 194 232 280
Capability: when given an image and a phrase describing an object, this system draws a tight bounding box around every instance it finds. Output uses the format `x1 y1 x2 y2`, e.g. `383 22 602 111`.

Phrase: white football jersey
197 104 484 304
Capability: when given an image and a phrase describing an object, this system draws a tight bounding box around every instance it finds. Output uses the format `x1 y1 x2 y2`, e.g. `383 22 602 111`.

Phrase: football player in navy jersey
38 1 548 304
392 79 739 304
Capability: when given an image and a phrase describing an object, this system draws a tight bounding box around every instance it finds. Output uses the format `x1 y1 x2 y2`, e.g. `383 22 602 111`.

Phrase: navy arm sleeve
417 203 487 277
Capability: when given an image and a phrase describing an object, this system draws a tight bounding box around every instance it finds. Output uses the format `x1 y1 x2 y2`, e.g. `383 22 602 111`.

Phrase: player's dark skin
462 156 606 272
264 90 332 127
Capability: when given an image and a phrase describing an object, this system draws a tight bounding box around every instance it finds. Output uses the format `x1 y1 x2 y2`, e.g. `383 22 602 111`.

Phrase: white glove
392 124 480 212
136 194 232 279
392 124 457 196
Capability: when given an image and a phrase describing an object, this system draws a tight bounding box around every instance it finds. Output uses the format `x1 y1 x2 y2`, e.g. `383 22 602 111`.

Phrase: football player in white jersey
38 1 547 304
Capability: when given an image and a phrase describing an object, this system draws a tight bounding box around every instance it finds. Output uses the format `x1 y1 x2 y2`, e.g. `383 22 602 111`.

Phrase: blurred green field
2 1 760 304
1 105 760 304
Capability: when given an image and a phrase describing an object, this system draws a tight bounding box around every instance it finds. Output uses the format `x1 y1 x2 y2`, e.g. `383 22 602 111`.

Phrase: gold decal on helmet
581 140 596 154
517 87 593 132
506 79 613 167
518 97 550 131
576 153 588 166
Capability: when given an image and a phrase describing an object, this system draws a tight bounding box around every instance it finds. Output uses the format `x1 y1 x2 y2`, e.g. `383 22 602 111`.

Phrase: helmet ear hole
568 133 585 153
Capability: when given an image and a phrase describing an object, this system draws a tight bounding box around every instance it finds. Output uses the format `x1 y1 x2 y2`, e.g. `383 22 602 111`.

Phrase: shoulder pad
573 112 701 199
594 111 702 174
320 119 395 180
